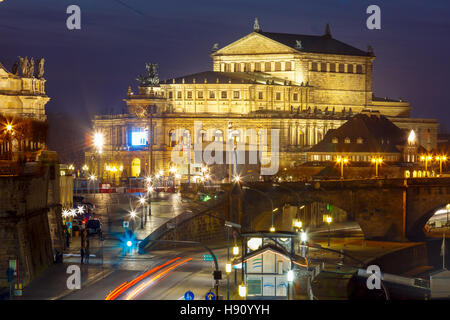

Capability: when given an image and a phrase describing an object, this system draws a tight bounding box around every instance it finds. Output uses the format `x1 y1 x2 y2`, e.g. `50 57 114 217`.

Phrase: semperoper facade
86 21 438 181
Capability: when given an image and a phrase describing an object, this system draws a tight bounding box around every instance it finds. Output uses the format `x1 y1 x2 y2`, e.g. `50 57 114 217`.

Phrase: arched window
168 129 176 147
197 129 207 143
344 137 351 144
183 130 191 145
214 130 223 142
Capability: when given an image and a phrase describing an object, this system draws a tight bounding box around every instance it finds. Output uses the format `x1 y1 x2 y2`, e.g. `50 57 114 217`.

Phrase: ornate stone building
86 21 438 182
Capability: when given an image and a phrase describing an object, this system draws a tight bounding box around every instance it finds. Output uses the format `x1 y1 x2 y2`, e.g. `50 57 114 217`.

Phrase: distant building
306 111 420 164
86 21 438 183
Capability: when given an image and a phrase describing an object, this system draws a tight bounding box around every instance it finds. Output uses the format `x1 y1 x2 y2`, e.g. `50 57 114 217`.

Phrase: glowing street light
325 215 333 247
225 263 232 273
147 186 154 193
233 175 241 183
420 155 433 176
435 155 447 176
159 169 164 176
77 206 85 215
6 124 12 132
130 210 137 218
336 156 349 180
62 210 69 219
126 241 133 247
287 270 294 282
300 231 308 243
233 245 239 256
269 226 276 233
238 283 247 298
93 132 104 150
293 219 302 230
82 164 89 171
370 156 383 178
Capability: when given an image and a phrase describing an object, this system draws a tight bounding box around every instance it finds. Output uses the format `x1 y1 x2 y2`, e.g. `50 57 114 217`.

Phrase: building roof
309 113 408 154
162 70 295 86
259 31 371 57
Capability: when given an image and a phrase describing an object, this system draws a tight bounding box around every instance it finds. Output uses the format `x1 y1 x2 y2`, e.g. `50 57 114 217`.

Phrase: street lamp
435 155 447 176
238 283 247 298
370 156 383 178
336 156 349 180
226 262 232 273
93 131 104 182
326 215 332 246
233 245 239 256
420 155 432 177
138 196 147 228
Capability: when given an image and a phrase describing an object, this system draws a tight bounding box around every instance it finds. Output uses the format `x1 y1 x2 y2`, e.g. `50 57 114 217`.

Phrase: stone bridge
239 178 450 241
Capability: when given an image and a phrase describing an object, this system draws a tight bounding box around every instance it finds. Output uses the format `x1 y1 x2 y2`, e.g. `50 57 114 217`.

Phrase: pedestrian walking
85 239 90 264
80 247 85 264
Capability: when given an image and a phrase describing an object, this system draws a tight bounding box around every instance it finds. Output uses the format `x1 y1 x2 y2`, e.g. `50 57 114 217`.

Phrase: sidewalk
21 262 113 300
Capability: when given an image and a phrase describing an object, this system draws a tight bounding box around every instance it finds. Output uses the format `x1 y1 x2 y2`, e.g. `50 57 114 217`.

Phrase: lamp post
371 156 383 178
5 123 13 160
138 196 146 229
225 220 241 300
93 132 104 183
435 155 447 176
336 156 349 180
326 215 332 246
420 155 432 177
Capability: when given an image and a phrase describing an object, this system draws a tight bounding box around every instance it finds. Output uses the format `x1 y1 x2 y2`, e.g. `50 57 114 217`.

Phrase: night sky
1 0 449 163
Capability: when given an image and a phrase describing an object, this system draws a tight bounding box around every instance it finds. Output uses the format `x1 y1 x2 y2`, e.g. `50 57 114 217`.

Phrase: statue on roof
211 43 219 52
295 40 303 50
37 58 45 79
18 56 28 77
11 61 18 75
253 17 261 32
27 57 35 78
324 106 329 114
137 63 160 86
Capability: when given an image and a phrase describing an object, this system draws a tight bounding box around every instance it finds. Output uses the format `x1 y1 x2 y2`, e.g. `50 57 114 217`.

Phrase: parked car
86 219 102 238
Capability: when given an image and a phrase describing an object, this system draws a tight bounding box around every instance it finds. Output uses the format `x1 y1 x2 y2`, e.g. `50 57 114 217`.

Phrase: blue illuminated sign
131 131 148 146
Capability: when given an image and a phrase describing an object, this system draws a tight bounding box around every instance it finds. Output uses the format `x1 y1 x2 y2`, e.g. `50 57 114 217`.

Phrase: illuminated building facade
86 21 438 183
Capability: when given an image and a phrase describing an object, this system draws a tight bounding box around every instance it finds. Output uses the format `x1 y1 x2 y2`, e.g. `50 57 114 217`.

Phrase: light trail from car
125 257 193 300
105 257 181 300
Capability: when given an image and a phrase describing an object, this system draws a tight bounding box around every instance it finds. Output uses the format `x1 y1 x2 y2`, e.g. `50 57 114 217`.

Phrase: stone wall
0 158 65 288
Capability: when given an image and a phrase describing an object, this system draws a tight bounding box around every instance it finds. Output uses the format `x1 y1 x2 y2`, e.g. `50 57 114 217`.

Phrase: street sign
9 259 17 276
123 221 129 228
184 290 194 300
202 254 217 262
205 291 216 300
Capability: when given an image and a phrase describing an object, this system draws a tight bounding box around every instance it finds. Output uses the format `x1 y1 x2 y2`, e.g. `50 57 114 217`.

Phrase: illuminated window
356 65 363 74
177 91 182 99
285 62 292 71
313 155 319 161
413 170 417 178
293 93 298 101
325 155 331 161
356 137 363 144
276 92 281 100
344 137 351 144
197 91 203 99
221 91 227 99
233 91 240 99
258 92 263 100
275 62 281 71
187 91 192 99
168 130 176 147
347 64 354 73
209 91 215 99
265 62 271 72
329 63 336 72
332 137 338 143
